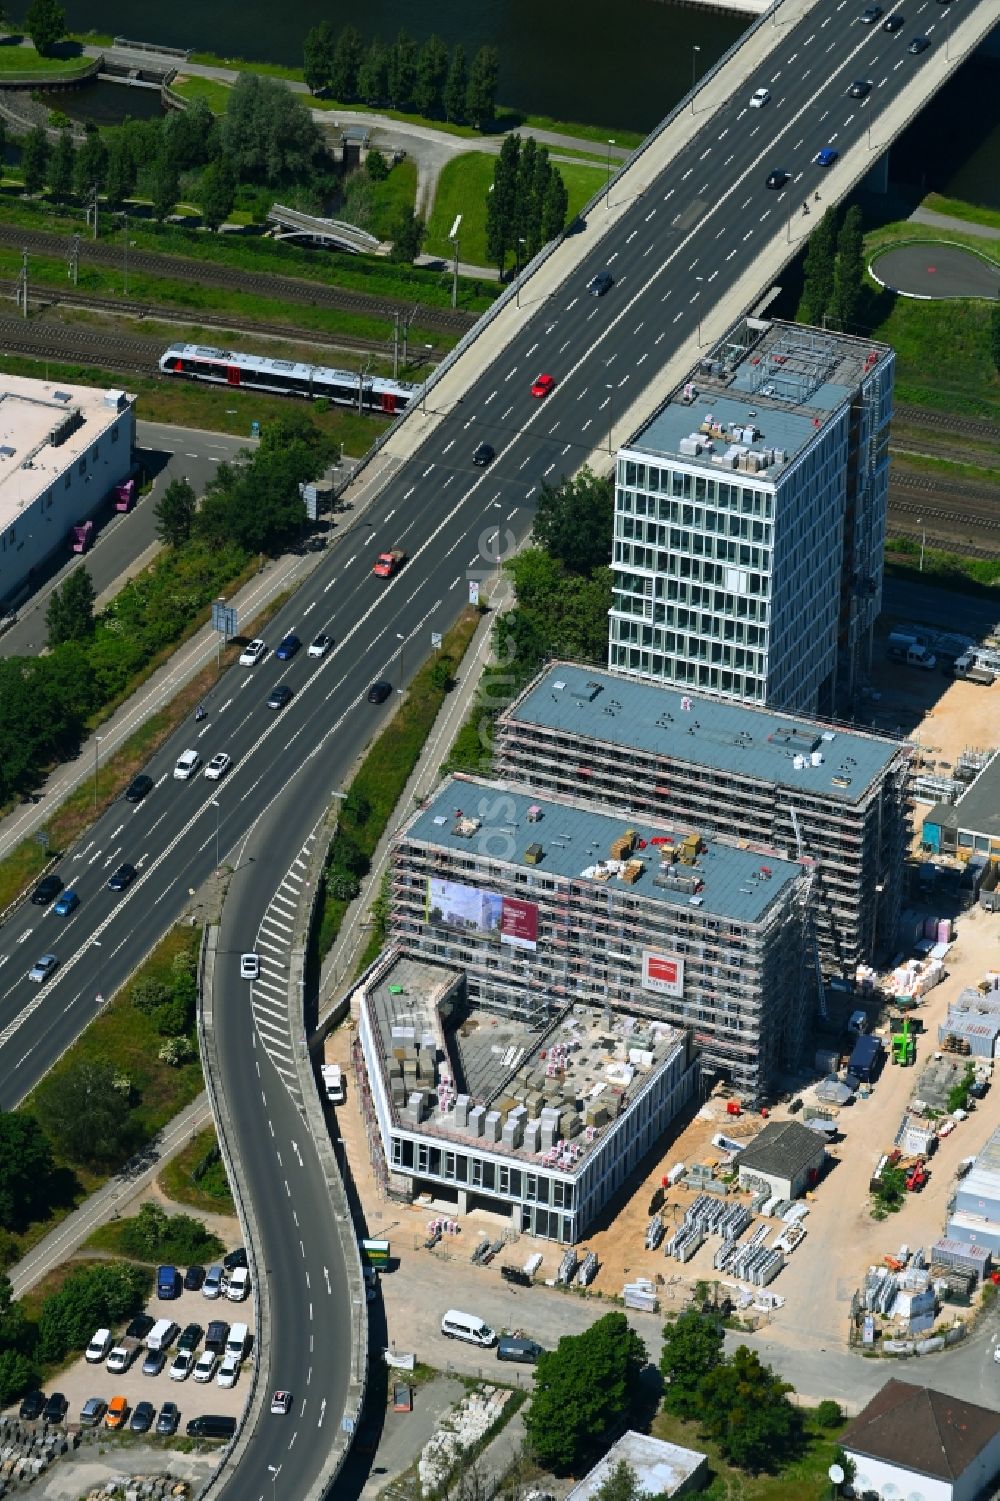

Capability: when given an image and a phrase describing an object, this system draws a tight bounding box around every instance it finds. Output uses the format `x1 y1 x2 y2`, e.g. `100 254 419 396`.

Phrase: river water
62 0 746 134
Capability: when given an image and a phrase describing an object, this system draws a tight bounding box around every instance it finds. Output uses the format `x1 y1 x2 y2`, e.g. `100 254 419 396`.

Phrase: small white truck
321 1038 345 1104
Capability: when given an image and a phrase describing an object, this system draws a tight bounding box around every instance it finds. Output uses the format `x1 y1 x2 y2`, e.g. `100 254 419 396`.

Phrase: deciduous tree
46 566 95 646
525 1311 646 1473
24 0 64 56
330 24 363 101
413 34 449 118
389 202 425 264
800 206 838 327
542 167 569 243
829 203 864 333
387 29 418 110
103 131 136 208
486 133 520 277
990 302 1000 374
21 125 49 195
303 19 335 95
443 44 468 124
199 157 236 231
532 467 613 574
593 1461 651 1501
0 1113 56 1230
154 477 196 547
36 1262 147 1362
660 1309 724 1419
466 45 500 130
698 1345 801 1473
34 1060 135 1167
220 73 320 186
357 37 389 105
149 152 179 222
47 128 74 198
73 125 106 197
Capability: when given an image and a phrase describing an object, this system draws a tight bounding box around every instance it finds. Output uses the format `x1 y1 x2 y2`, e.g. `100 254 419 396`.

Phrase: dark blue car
156 1265 179 1300
275 633 300 661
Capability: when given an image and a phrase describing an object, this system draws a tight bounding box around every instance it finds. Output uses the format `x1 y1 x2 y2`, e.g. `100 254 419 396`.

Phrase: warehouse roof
504 662 901 804
0 376 132 528
928 750 1000 843
735 1119 826 1181
960 1124 1000 1207
842 1379 1000 1480
403 775 805 926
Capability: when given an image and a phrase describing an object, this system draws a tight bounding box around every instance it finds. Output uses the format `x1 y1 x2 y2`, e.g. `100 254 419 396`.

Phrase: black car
472 442 495 467
129 1400 155 1434
184 1264 206 1292
186 1413 236 1439
883 12 904 27
848 79 872 97
588 271 614 297
42 1392 68 1424
223 1247 248 1272
367 680 393 705
178 1322 203 1352
156 1402 180 1436
266 684 294 711
205 1319 230 1354
124 773 154 805
860 3 883 18
908 33 929 50
31 874 62 906
107 862 137 892
19 1390 45 1421
126 1313 155 1341
765 169 789 189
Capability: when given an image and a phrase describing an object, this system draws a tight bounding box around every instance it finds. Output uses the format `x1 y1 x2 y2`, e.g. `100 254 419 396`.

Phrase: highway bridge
1 0 996 1495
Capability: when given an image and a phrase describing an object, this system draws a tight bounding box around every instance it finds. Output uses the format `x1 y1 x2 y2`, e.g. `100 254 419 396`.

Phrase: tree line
486 135 569 278
0 412 332 807
800 203 866 332
303 23 500 130
11 72 331 230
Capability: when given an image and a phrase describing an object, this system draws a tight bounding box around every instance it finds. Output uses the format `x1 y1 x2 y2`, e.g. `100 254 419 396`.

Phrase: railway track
890 470 999 522
0 315 172 375
890 497 1000 533
0 222 476 336
0 281 432 365
893 403 1000 446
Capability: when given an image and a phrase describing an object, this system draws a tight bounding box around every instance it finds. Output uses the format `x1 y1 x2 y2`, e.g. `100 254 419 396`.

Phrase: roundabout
869 239 1000 300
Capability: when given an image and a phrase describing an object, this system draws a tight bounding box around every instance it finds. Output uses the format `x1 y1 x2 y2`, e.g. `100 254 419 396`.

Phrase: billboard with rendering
425 877 502 936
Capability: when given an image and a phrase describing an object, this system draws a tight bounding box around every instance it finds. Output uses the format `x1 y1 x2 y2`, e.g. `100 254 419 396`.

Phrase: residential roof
841 1379 1000 1481
402 775 805 926
735 1119 826 1181
504 662 902 805
566 1430 706 1501
627 318 892 484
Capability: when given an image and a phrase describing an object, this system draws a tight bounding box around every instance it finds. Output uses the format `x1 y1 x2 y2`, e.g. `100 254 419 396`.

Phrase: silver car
28 954 58 984
202 1264 226 1299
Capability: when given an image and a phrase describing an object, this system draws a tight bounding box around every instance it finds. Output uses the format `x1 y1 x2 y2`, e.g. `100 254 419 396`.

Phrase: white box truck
888 632 936 670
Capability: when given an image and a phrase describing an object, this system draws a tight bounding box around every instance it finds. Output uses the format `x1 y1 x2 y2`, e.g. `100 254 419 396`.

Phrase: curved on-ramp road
869 239 1000 300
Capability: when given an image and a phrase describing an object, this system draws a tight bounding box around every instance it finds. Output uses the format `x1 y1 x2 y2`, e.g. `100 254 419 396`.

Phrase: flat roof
403 775 804 926
366 956 687 1170
505 662 902 805
0 376 132 529
943 750 1000 841
567 1431 706 1501
625 316 891 483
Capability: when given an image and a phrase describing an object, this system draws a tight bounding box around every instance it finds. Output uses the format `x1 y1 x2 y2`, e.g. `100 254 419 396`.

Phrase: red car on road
531 374 555 399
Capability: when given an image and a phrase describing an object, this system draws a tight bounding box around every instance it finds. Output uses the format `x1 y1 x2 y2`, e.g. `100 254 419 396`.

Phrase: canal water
62 0 746 134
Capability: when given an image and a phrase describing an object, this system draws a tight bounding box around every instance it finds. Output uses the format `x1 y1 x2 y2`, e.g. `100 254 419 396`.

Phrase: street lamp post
691 45 701 110
605 139 616 210
607 383 614 456
93 735 104 811
93 937 104 1007
267 1464 279 1501
918 519 926 573
516 237 527 307
210 797 221 869
396 630 406 695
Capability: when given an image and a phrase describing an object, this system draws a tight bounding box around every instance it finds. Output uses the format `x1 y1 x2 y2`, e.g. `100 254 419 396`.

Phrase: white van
226 1322 249 1361
440 1310 497 1347
146 1318 179 1353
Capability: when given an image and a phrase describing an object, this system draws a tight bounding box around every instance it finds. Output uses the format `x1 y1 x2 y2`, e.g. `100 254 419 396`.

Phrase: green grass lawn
425 152 606 266
170 74 232 113
0 38 92 77
653 1407 849 1500
923 193 1000 233
159 1126 235 1215
368 159 419 240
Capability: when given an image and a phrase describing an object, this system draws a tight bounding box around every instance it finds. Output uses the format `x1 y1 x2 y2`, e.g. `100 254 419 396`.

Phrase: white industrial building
0 375 135 608
608 316 894 716
734 1119 827 1200
354 953 698 1243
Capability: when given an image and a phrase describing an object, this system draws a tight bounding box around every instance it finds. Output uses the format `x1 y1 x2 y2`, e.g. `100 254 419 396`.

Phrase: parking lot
12 1272 255 1436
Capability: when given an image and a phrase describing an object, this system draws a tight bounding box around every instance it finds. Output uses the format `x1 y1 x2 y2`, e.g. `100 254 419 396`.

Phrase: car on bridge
275 633 300 661
531 373 556 399
860 4 883 20
373 548 406 578
107 862 137 891
204 753 232 781
588 272 614 296
766 170 789 189
908 33 930 51
473 442 495 466
814 148 839 167
173 749 201 781
749 88 771 108
848 79 873 97
31 874 62 906
368 680 393 705
308 632 333 659
125 773 154 804
271 1391 292 1415
267 684 294 711
53 889 79 916
882 12 904 28
239 638 267 667
28 954 58 984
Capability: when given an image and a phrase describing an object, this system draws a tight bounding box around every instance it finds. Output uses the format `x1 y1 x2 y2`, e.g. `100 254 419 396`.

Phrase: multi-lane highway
1 0 994 1491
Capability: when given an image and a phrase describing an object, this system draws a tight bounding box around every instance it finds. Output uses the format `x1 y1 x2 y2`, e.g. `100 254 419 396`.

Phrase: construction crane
786 805 827 1021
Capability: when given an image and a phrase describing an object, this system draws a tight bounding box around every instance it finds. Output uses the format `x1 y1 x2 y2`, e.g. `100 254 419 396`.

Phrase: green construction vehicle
891 1018 916 1067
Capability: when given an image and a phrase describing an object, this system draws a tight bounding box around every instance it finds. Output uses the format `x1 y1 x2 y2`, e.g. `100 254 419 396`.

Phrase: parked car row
156 1255 249 1303
19 1389 184 1436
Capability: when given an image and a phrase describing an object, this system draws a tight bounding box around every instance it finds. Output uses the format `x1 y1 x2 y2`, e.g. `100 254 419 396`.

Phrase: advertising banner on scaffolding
641 950 685 998
500 897 538 951
425 877 502 938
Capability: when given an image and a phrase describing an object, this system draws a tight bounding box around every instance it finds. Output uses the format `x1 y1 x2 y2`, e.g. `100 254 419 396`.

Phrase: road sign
212 602 238 638
250 420 260 439
431 632 442 649
34 831 49 850
468 581 480 607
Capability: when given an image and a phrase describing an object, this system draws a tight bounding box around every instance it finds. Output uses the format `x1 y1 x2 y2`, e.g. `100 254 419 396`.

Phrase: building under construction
494 663 911 980
390 773 810 1100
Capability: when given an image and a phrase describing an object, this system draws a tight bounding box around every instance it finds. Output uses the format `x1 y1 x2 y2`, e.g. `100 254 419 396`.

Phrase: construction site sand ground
330 673 999 1354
